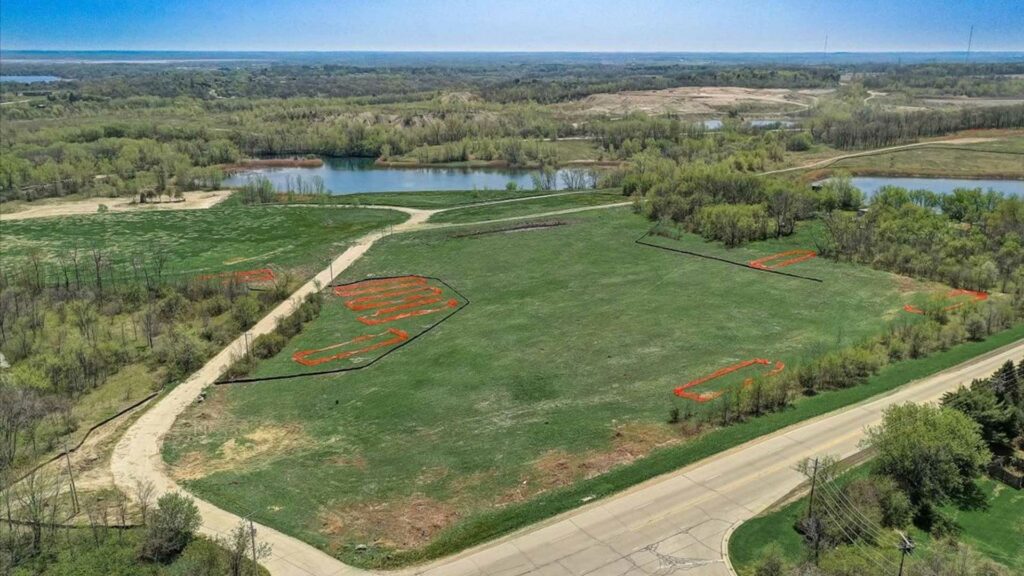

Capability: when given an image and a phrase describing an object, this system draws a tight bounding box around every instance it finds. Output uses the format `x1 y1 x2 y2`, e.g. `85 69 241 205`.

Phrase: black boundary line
635 231 824 283
6 390 161 488
448 219 569 239
214 274 469 385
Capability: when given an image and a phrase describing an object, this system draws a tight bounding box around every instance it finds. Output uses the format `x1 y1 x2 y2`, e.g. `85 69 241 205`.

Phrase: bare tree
222 520 272 576
134 479 156 525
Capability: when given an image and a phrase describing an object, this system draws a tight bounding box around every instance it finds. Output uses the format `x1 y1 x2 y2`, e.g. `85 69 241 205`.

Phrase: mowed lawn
0 204 406 280
428 189 626 224
163 207 924 562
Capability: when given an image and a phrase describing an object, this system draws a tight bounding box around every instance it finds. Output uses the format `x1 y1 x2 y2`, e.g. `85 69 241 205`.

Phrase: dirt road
0 190 233 221
761 137 999 176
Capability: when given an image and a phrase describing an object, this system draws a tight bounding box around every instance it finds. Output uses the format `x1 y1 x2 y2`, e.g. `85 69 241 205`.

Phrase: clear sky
1 0 1022 52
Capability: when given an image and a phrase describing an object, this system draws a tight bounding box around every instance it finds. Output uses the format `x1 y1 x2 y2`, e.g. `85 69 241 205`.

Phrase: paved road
107 196 1022 576
411 339 1022 576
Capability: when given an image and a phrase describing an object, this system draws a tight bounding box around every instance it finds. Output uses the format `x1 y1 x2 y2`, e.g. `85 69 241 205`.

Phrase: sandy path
0 190 232 221
761 137 1001 175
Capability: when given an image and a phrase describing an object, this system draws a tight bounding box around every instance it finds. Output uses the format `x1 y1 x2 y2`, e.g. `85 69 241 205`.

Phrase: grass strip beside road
366 324 1024 569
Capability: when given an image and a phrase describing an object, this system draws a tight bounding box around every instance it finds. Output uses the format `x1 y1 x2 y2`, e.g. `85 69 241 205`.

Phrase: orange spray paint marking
903 289 988 315
674 359 785 403
749 250 817 270
333 276 428 297
291 329 409 367
345 287 443 311
357 299 460 326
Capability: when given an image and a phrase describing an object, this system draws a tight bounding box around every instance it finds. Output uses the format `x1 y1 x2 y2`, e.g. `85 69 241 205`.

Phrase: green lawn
162 207 980 567
273 188 557 209
821 136 1024 179
0 204 406 280
428 189 626 224
730 466 1024 573
235 275 469 381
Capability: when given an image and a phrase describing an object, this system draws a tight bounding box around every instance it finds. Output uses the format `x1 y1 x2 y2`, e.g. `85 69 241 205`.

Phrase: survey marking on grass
218 275 467 384
675 358 785 403
635 231 824 283
748 250 817 270
903 288 989 315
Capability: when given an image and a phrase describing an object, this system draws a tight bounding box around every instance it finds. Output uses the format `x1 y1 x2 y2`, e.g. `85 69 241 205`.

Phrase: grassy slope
729 466 1024 573
826 145 1024 179
0 204 406 278
428 189 626 223
284 188 554 209
159 207 1010 568
1 204 404 473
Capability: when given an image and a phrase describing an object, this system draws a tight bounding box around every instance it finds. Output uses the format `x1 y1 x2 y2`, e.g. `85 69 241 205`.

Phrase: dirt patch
0 190 232 221
319 494 460 550
564 86 825 116
172 423 311 481
503 422 681 504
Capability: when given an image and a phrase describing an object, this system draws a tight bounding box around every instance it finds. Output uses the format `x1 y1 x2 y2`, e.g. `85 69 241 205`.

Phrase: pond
698 119 797 131
848 176 1024 197
223 157 582 194
0 75 63 83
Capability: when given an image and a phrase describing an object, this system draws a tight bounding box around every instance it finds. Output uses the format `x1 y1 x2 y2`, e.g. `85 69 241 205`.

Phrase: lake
223 157 580 194
848 176 1024 197
0 75 62 83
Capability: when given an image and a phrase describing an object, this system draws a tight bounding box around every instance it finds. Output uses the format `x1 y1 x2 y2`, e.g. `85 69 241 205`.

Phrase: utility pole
897 532 915 576
249 517 258 572
823 34 829 63
805 458 822 565
63 440 79 514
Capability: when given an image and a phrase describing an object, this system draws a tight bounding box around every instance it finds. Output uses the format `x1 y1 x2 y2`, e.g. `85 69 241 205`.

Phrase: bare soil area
563 86 830 116
0 190 232 221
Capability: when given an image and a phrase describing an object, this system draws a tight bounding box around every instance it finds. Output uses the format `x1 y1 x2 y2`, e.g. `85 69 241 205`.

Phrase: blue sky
1 0 1022 52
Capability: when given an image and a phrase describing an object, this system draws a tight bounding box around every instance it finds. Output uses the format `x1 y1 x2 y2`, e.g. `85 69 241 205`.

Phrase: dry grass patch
172 423 311 481
319 495 460 551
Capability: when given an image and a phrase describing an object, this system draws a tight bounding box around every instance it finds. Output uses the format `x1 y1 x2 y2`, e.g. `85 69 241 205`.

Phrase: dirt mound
566 86 826 116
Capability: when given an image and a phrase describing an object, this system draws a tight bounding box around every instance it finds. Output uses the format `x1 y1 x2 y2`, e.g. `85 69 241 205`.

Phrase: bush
753 544 789 576
231 296 263 328
157 329 208 380
140 493 200 562
252 332 287 359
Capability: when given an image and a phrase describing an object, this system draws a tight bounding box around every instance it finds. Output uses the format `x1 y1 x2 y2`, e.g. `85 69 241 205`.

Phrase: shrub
252 332 287 359
140 493 200 562
231 296 263 329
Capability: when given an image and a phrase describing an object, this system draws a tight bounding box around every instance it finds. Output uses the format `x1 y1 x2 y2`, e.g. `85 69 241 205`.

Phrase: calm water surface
0 75 62 83
224 157 578 194
849 176 1024 197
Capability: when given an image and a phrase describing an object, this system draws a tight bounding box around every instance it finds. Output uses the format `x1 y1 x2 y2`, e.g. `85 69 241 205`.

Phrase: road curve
760 136 1000 176
109 206 434 576
110 197 1021 576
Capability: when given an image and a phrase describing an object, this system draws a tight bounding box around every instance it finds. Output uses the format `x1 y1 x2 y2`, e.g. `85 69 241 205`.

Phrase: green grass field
235 275 469 381
428 189 626 224
327 188 555 209
0 204 406 280
729 465 1024 573
163 207 955 565
826 145 1024 179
